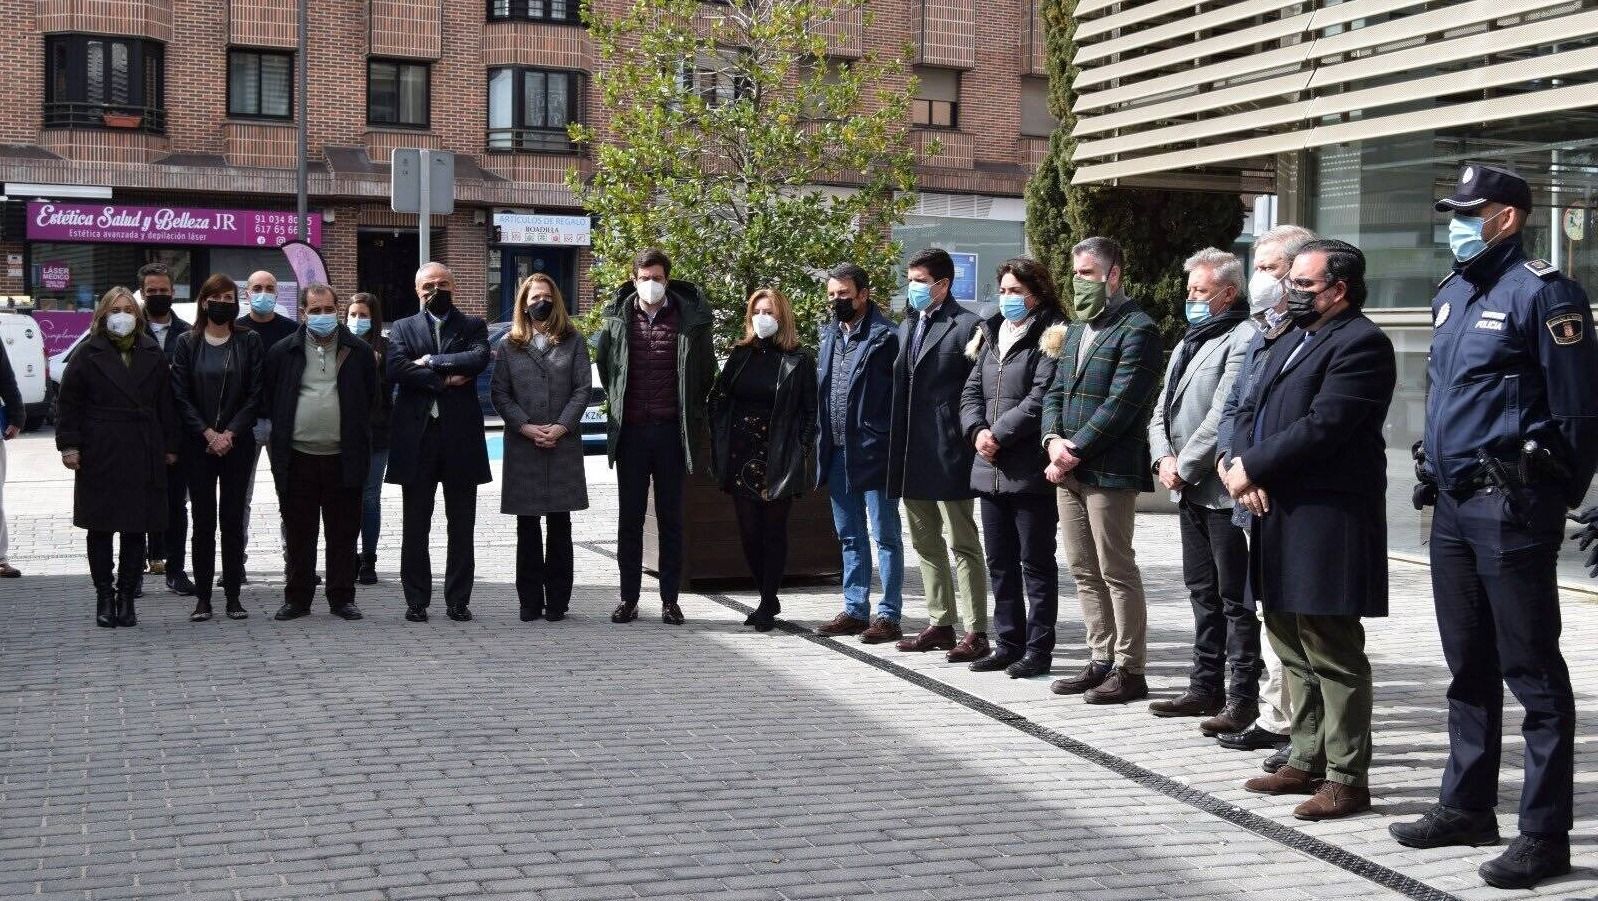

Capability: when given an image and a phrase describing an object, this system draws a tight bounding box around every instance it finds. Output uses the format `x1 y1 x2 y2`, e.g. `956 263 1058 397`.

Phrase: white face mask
106 311 137 337
635 279 666 306
752 313 779 340
1248 269 1285 317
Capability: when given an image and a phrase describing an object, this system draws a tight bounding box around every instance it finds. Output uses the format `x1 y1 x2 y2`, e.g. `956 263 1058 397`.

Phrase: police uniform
1419 165 1598 848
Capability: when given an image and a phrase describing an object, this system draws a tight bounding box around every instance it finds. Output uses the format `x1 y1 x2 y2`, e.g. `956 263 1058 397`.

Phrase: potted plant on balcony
102 110 143 129
571 0 921 585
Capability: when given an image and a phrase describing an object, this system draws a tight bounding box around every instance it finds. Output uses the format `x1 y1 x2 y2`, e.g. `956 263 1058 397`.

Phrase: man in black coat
139 262 198 596
0 335 21 578
385 262 491 622
887 248 989 662
1225 239 1396 821
260 283 377 622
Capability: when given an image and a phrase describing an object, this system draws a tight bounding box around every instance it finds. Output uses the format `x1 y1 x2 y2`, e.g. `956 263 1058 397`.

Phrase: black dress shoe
330 603 363 621
446 606 472 622
749 611 777 632
1005 655 1052 679
611 602 639 623
1217 724 1292 751
545 610 566 622
274 604 310 621
1262 746 1290 773
166 572 197 596
405 606 428 622
662 601 685 625
1389 803 1500 850
520 606 543 622
969 651 1022 673
1479 834 1570 890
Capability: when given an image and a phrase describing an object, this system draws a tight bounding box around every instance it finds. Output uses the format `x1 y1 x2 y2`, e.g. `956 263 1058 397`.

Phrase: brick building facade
0 0 1049 321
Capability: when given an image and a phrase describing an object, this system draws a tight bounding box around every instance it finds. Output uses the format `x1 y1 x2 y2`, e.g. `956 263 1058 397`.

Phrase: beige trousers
1057 475 1147 673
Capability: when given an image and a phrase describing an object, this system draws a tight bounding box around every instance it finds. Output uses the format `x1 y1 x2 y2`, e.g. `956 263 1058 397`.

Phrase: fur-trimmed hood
965 317 1069 361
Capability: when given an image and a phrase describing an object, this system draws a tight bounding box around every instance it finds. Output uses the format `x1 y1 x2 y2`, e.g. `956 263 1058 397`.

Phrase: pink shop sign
27 202 322 248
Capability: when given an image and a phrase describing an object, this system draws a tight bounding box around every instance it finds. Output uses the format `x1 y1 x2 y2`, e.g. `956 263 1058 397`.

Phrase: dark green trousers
1265 612 1373 787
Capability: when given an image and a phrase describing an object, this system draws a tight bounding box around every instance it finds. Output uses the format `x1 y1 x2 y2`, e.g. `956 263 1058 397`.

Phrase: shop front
24 200 323 311
487 212 590 322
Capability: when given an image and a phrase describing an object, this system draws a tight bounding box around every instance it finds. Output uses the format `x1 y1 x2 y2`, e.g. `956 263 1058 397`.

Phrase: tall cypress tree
1025 0 1245 349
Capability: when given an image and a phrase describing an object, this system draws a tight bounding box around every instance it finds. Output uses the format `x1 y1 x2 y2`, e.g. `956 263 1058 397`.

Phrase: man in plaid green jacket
1040 236 1164 706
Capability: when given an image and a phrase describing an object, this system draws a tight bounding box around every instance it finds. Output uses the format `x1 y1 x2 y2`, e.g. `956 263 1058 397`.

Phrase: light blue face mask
999 294 1031 323
1448 208 1510 262
250 293 277 316
347 316 372 337
907 281 935 312
1185 300 1212 326
306 313 338 337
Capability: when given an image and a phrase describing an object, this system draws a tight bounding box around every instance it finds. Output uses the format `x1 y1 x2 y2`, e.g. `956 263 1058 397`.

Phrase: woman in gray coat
491 274 591 622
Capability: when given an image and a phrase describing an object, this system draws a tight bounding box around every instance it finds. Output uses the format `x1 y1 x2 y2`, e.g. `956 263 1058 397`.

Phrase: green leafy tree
571 0 920 347
1025 0 1243 351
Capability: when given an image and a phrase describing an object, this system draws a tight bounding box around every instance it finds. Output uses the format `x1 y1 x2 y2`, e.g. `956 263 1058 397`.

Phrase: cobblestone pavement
1 431 1594 900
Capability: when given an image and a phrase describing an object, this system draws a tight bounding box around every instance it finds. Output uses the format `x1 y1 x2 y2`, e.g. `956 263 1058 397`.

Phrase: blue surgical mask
999 294 1031 323
306 313 338 337
250 293 277 316
1185 300 1212 326
1448 208 1510 262
347 316 372 337
907 281 935 312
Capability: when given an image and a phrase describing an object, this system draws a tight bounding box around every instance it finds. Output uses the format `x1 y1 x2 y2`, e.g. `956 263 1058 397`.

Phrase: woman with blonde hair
707 287 818 631
56 286 180 627
490 273 591 621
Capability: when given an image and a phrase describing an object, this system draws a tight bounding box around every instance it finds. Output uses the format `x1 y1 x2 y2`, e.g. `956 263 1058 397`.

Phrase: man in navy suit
140 262 197 596
385 262 491 622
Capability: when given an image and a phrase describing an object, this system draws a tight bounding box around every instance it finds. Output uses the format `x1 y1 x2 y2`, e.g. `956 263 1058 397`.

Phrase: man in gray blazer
1147 248 1260 734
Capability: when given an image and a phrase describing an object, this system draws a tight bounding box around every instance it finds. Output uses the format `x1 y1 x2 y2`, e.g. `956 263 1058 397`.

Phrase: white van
0 311 48 430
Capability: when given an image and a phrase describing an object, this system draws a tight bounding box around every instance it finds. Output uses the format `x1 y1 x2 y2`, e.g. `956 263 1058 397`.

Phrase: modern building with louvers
1066 0 1598 579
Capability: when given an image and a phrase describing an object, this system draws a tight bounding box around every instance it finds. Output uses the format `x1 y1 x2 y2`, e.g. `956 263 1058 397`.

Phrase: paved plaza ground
1 430 1595 901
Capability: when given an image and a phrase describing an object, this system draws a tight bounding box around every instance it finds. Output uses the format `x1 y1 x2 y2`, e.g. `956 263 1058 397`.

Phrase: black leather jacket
170 327 265 439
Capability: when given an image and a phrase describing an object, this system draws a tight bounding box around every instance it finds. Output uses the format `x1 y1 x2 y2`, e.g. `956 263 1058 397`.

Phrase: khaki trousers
1057 476 1147 673
903 498 988 633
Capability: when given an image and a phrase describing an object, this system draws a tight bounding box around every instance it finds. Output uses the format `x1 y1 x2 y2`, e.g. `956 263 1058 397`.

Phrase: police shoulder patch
1546 311 1585 345
1524 258 1560 279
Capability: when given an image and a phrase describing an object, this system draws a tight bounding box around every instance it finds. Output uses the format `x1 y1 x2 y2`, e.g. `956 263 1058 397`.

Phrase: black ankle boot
357 553 378 585
114 590 137 627
95 583 117 628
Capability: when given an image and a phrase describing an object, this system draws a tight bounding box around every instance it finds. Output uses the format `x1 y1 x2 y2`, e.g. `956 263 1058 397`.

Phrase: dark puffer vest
623 301 681 425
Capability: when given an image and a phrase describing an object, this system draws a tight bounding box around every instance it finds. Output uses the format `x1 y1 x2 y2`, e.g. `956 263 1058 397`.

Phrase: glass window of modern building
1067 1 1598 583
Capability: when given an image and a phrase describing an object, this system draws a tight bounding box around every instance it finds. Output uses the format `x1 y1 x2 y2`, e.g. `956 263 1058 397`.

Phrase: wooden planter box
102 112 143 128
645 468 842 588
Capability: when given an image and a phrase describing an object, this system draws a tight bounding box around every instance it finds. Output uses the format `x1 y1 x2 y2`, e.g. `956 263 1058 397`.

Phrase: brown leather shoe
896 624 956 652
1293 782 1371 820
816 612 869 636
1200 698 1259 737
1050 660 1113 695
1243 765 1325 796
859 617 903 644
1084 667 1148 705
1148 689 1223 718
946 632 990 663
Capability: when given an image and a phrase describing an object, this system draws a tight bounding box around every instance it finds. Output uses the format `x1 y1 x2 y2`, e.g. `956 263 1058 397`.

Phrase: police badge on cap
1435 163 1534 213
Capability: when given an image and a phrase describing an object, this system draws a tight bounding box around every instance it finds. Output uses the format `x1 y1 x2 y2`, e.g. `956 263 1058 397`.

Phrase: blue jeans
361 448 389 557
826 451 903 621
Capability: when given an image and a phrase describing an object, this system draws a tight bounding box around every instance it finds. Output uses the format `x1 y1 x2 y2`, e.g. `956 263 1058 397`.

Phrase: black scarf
1165 304 1249 428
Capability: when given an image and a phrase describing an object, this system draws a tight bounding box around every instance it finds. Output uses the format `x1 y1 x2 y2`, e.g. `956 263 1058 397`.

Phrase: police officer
1394 164 1598 890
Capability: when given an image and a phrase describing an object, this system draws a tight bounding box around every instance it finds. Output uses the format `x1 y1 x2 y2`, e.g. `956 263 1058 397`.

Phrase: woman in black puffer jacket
959 257 1067 678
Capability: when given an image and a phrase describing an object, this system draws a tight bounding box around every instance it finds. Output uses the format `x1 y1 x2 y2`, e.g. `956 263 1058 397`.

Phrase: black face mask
205 302 238 326
1284 286 1323 327
144 293 173 317
832 297 858 323
528 299 554 322
426 289 453 317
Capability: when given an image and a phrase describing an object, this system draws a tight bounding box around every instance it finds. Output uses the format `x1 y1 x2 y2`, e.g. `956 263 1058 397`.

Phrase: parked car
476 322 606 454
0 311 50 430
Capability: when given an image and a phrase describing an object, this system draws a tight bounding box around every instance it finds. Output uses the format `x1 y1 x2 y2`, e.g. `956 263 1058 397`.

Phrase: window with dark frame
486 0 579 24
678 54 755 108
43 34 166 133
228 49 293 120
911 66 960 129
368 59 430 128
487 67 583 152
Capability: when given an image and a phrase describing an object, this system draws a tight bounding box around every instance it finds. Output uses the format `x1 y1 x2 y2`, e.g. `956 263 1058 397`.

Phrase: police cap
1435 163 1533 214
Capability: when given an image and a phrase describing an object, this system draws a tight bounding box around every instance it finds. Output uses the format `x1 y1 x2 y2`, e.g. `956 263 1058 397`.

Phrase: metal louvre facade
1068 1 1598 187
